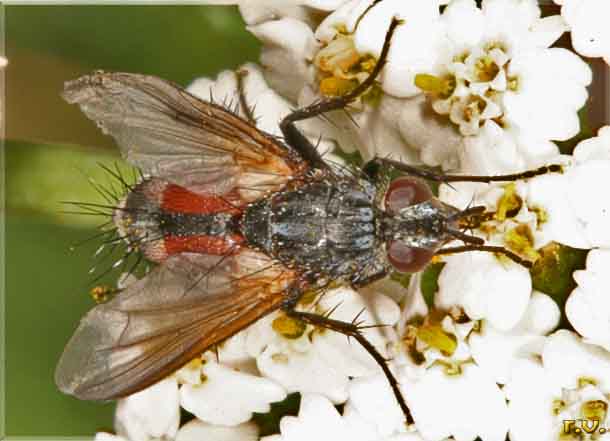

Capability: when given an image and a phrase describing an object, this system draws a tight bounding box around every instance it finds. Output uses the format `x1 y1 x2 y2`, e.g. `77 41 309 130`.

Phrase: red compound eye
387 240 435 273
384 177 433 214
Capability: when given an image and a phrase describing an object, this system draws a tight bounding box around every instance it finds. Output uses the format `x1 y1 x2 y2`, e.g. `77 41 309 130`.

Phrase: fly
55 18 561 425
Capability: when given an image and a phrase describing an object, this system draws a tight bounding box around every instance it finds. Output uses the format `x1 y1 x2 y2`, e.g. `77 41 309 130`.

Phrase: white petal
460 121 526 175
180 361 286 426
95 434 128 441
504 48 591 142
257 342 349 403
561 0 610 63
396 95 462 170
204 330 259 375
528 15 568 48
248 18 317 102
524 170 590 248
543 330 610 392
315 287 400 376
348 374 406 437
176 419 259 441
354 0 439 58
567 249 610 351
397 273 429 334
441 0 484 49
504 358 558 441
278 394 352 441
403 364 508 441
469 292 557 385
115 377 180 441
566 161 610 247
239 3 308 26
436 251 532 331
519 291 560 335
573 126 610 162
315 0 374 43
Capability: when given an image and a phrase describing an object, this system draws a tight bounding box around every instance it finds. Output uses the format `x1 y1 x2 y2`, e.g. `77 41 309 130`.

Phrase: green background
5 5 259 436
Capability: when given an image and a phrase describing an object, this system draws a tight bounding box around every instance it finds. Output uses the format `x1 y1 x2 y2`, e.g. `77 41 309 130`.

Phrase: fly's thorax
241 177 387 286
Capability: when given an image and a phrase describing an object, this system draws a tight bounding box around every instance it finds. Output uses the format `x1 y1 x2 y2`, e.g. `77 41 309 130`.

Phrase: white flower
188 63 295 137
272 393 376 441
395 305 509 441
429 0 585 142
526 127 610 249
566 249 610 351
436 250 532 331
246 287 400 404
114 377 180 441
555 0 610 64
469 291 560 384
176 419 259 441
506 330 610 441
239 0 350 27
269 393 429 441
188 62 338 162
180 360 286 426
403 363 509 441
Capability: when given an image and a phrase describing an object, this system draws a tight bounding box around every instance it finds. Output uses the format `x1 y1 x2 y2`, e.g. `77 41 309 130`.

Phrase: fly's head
381 177 486 273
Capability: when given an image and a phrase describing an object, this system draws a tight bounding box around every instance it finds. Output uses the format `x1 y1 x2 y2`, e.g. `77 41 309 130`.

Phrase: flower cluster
95 1 610 441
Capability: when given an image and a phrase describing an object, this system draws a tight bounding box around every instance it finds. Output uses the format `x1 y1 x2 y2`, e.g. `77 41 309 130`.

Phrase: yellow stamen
552 399 566 415
495 183 522 221
415 73 456 98
474 55 499 82
579 377 598 388
416 324 458 356
319 76 359 97
531 205 549 227
507 75 519 91
272 314 306 339
504 224 540 263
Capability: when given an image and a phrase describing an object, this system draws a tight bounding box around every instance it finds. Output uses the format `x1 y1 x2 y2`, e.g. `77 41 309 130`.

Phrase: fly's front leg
363 157 563 184
279 18 403 171
283 306 414 425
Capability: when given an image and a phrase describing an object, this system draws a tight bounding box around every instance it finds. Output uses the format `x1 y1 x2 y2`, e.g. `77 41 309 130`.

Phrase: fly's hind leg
279 17 403 171
283 306 414 425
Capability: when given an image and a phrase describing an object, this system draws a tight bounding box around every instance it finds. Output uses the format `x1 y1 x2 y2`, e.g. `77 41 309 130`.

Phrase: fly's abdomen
115 179 244 262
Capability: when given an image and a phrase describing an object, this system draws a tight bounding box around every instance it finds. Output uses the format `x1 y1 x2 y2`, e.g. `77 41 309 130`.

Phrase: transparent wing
63 71 307 200
55 251 294 400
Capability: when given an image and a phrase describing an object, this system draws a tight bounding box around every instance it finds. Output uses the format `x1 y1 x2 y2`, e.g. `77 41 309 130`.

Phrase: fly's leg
235 68 256 124
436 245 534 268
279 18 403 171
363 157 563 183
283 306 414 425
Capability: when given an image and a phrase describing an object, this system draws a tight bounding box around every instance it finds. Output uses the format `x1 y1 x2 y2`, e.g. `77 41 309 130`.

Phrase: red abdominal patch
164 235 244 256
162 184 241 215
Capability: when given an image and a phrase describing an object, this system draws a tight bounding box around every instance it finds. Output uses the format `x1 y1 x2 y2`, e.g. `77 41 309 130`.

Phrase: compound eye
385 177 433 214
387 240 435 273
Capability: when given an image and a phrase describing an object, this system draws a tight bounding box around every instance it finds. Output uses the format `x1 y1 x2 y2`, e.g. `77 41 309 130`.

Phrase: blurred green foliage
5 5 259 436
6 5 259 85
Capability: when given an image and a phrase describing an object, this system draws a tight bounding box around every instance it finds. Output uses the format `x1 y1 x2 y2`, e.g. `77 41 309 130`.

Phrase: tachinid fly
56 19 561 424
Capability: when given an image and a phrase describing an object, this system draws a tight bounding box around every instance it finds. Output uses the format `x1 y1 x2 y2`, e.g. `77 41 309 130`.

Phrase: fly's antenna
444 206 487 245
444 227 484 245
